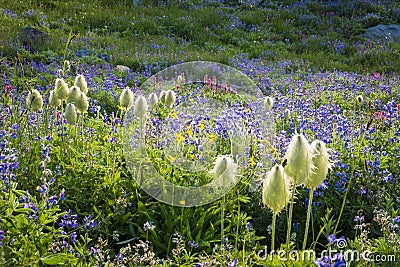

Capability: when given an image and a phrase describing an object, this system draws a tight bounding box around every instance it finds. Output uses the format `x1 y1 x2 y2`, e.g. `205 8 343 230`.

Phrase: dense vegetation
0 0 399 266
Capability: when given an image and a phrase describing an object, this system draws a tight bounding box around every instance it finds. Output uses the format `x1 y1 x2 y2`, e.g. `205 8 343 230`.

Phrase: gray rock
116 65 130 72
17 27 50 50
363 24 400 43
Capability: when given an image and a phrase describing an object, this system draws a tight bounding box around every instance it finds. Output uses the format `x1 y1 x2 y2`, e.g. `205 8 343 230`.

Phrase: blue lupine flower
228 258 238 267
70 232 77 243
143 221 155 231
188 240 199 248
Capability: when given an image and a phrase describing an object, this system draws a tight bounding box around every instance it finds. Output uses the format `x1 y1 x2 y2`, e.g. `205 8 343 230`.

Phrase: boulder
363 24 400 43
116 65 130 72
17 27 50 50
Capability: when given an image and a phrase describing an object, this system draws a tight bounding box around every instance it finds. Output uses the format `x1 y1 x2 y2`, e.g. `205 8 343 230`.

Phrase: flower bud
304 140 331 190
75 92 89 113
65 103 77 125
134 95 148 119
49 90 61 108
263 96 274 110
74 74 88 94
26 89 43 112
262 164 291 213
55 78 69 100
209 155 237 188
119 87 134 109
164 90 176 108
284 133 313 186
67 86 81 104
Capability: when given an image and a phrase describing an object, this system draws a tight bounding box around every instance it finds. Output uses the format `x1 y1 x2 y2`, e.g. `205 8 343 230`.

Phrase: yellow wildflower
209 134 217 142
249 156 256 167
198 121 205 131
176 133 185 144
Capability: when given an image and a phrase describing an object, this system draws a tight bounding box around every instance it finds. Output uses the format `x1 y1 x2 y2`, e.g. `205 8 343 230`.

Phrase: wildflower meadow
1 0 400 266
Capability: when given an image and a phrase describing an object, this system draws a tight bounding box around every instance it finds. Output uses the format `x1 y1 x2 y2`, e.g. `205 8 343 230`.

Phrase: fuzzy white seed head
62 60 71 73
74 74 88 94
284 109 291 118
209 155 237 188
262 164 291 214
49 90 61 108
119 87 134 109
26 89 43 112
55 78 69 100
164 90 176 108
67 86 81 104
305 140 331 190
263 96 274 111
159 90 166 104
284 133 313 186
75 92 89 114
134 95 148 119
65 103 77 125
149 92 158 108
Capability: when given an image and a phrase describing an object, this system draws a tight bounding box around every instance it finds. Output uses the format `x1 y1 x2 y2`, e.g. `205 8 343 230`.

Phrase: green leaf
116 237 138 245
40 254 66 265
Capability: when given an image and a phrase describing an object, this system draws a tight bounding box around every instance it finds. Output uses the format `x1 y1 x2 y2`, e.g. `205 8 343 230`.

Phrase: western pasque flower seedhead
75 92 89 113
65 103 77 125
284 109 291 118
305 140 331 190
149 92 158 108
74 74 88 94
209 155 237 188
159 90 166 104
26 89 43 112
49 90 61 108
119 87 134 109
284 133 313 186
263 96 274 110
134 95 148 119
55 78 69 100
262 164 291 213
164 90 176 108
67 86 81 104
